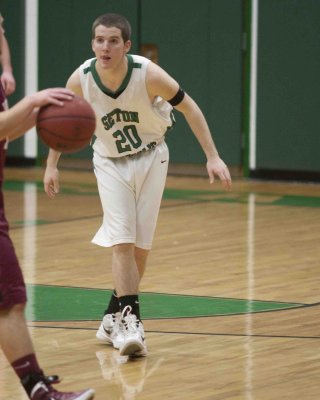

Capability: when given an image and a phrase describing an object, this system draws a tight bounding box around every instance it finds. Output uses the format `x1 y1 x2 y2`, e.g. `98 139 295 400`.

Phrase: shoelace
121 305 132 318
125 314 140 330
121 306 141 333
113 313 122 330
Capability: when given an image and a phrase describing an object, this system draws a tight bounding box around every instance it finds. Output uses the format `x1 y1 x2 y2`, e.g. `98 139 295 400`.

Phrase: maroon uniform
0 82 27 309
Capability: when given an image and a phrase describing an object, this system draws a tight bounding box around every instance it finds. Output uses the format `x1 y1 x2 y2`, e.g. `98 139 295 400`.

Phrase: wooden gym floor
0 166 320 400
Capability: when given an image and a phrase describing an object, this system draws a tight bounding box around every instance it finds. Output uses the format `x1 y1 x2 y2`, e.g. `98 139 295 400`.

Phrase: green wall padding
257 0 320 172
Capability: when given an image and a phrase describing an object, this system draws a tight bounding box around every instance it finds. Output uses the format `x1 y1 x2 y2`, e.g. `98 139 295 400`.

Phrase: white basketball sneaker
96 312 124 349
119 306 147 357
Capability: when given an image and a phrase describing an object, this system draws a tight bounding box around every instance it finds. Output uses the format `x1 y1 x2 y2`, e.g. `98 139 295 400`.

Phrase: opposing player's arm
146 62 231 190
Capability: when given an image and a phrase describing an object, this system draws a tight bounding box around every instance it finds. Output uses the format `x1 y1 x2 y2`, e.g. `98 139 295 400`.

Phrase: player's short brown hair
92 13 131 42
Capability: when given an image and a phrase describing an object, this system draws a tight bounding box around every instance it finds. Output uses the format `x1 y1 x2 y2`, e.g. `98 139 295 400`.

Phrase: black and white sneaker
96 312 124 349
119 306 147 357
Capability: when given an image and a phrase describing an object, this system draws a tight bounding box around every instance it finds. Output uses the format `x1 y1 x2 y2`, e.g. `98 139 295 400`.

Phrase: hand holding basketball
36 95 96 153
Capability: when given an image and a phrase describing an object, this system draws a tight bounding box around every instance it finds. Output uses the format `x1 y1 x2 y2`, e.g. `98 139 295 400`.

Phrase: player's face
92 25 131 70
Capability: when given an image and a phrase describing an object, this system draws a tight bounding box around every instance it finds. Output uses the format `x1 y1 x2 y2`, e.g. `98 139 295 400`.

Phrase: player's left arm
146 62 232 190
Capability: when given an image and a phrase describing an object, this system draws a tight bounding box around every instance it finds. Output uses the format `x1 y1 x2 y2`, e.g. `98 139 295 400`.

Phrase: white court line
245 193 256 399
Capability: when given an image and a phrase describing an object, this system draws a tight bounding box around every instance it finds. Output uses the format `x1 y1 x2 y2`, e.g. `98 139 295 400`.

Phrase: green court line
25 284 302 322
3 180 98 196
4 179 320 208
14 220 48 226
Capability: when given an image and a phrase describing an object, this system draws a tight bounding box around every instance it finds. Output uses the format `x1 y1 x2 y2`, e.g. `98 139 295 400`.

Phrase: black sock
104 289 120 315
118 295 141 320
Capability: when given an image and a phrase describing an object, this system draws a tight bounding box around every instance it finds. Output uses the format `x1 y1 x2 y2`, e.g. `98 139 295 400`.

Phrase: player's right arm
44 149 62 199
44 69 83 199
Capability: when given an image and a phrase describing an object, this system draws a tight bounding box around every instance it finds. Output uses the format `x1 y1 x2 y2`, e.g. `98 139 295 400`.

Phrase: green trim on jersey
88 54 141 99
133 62 142 69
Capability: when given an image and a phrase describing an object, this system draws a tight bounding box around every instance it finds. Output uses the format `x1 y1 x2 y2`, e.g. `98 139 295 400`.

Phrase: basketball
36 95 96 153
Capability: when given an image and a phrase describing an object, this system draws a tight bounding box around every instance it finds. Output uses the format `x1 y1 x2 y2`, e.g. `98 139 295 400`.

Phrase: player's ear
124 40 131 54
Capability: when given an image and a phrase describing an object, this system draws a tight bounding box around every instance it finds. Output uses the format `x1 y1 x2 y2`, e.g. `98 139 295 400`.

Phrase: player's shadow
96 349 164 399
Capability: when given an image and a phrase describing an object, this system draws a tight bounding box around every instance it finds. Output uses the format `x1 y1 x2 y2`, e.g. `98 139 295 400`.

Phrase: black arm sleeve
168 87 185 106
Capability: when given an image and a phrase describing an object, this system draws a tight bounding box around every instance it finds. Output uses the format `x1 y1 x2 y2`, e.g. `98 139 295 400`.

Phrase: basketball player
0 13 95 400
43 13 232 358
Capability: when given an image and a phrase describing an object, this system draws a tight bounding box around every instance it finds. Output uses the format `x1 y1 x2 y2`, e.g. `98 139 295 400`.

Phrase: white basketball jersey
79 54 175 157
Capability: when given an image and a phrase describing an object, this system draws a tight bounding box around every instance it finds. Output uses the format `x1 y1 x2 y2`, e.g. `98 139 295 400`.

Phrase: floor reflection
96 350 164 399
23 182 37 324
245 193 256 399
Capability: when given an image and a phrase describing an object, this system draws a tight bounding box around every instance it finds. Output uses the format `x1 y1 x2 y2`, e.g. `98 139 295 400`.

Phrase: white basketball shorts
92 141 169 250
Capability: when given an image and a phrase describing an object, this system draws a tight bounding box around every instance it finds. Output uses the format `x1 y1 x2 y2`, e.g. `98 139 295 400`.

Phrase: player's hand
206 156 232 190
29 88 74 108
0 70 16 96
44 166 60 199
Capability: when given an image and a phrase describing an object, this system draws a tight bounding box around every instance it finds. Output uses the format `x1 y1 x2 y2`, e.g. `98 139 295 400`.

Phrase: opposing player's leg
0 192 95 399
0 293 95 399
0 305 95 400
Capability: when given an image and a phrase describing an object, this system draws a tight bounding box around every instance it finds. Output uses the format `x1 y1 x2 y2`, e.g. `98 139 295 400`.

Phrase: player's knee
113 243 135 258
113 243 134 251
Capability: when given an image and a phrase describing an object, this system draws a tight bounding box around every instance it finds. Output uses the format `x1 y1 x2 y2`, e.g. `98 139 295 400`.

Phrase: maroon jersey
0 82 27 309
0 82 6 183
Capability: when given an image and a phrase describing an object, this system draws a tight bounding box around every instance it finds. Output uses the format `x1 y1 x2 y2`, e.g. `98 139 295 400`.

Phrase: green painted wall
141 0 243 165
256 0 320 172
3 1 320 176
38 0 139 160
36 0 242 165
2 1 242 167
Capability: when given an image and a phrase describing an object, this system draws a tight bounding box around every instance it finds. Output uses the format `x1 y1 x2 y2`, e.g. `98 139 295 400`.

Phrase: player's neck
97 56 128 93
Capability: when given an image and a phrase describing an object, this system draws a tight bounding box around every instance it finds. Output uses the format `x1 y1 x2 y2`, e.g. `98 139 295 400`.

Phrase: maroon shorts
0 93 27 309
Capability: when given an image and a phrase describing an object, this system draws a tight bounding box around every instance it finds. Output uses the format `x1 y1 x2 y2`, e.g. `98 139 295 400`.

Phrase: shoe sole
77 389 95 400
96 329 124 350
119 339 147 357
96 330 113 345
129 349 147 358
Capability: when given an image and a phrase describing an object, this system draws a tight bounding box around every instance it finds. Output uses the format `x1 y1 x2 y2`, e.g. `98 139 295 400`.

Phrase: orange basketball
36 95 96 153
